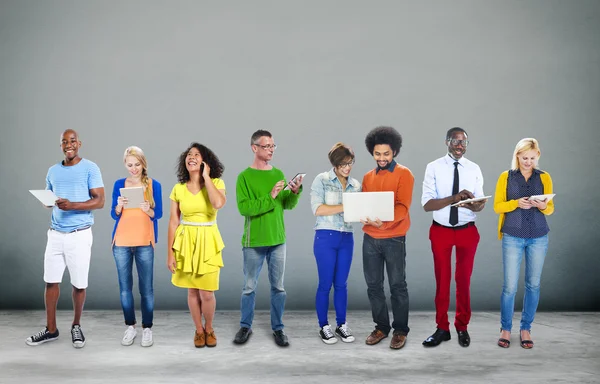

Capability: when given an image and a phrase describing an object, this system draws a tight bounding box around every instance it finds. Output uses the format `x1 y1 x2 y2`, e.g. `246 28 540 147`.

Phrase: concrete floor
0 310 598 384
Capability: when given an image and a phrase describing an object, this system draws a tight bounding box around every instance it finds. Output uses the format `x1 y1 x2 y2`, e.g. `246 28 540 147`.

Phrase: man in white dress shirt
421 127 487 348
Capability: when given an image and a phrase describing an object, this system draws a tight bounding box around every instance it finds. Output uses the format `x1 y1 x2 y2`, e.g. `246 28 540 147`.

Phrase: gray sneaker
71 324 86 348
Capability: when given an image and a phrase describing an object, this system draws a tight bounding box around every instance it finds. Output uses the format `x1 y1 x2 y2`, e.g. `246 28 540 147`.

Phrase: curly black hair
176 142 224 183
365 126 403 156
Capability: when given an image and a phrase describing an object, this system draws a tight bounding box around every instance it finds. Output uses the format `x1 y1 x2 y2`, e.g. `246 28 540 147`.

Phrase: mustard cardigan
493 170 554 240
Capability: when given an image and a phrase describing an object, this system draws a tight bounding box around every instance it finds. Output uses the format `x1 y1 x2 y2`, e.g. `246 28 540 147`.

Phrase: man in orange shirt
361 126 414 350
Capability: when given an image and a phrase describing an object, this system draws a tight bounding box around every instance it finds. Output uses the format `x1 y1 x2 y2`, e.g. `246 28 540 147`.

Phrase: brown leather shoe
205 330 217 347
365 329 388 345
194 330 205 348
390 332 407 349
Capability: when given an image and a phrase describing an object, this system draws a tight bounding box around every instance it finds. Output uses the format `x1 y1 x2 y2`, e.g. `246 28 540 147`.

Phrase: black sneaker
273 329 289 347
319 325 338 344
233 327 252 344
26 327 59 346
71 324 86 348
335 323 356 343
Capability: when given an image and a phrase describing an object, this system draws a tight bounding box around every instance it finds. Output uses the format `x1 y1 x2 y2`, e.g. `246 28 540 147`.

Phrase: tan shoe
365 329 388 345
194 330 205 348
390 332 407 349
205 330 217 347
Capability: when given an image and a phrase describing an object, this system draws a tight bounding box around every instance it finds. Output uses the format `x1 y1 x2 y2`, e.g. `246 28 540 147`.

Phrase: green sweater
236 167 302 247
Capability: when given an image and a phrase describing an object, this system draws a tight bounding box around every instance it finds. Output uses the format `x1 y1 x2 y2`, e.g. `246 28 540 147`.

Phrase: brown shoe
390 332 407 349
194 330 205 348
365 329 388 345
205 330 217 347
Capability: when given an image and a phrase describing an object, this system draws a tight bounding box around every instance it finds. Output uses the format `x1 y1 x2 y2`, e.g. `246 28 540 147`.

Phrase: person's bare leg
188 289 204 333
200 290 216 332
72 286 86 326
45 283 60 332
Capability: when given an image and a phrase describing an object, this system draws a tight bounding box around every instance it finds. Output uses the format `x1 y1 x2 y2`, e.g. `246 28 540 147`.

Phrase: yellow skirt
171 224 224 291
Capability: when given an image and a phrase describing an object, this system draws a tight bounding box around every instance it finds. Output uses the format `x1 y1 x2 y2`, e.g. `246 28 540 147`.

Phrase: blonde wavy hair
511 138 541 171
123 146 155 208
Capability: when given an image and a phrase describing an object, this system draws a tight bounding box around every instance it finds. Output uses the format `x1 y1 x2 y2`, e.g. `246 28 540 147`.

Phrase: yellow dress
169 179 225 290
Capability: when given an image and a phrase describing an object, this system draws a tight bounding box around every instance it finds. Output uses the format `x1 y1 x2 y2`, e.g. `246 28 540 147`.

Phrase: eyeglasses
448 139 469 147
338 160 355 168
254 144 277 150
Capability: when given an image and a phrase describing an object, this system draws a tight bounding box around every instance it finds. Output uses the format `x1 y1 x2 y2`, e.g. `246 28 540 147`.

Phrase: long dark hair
176 142 224 183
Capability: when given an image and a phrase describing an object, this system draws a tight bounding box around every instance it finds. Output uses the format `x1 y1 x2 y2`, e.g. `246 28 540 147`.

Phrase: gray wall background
1 0 599 311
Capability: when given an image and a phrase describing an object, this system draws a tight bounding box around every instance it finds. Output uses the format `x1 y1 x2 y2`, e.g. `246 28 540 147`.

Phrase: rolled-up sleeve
421 163 437 206
310 174 325 216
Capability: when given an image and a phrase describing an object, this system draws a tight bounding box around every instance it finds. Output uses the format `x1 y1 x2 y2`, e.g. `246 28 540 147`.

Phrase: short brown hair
328 142 355 167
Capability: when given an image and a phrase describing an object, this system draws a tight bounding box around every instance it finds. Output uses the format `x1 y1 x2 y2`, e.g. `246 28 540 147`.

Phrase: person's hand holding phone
288 175 303 194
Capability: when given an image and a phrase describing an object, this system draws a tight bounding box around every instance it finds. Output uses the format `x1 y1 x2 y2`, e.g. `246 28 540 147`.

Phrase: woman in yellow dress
167 142 226 348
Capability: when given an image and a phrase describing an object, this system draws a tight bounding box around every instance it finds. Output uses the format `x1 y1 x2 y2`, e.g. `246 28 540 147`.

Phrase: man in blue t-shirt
26 129 105 349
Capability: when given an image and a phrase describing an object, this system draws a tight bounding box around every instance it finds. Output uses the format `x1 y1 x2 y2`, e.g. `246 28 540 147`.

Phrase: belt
181 220 215 226
432 220 475 230
50 225 91 234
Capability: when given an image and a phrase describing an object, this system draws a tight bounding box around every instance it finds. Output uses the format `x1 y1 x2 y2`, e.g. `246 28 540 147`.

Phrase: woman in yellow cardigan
493 138 554 349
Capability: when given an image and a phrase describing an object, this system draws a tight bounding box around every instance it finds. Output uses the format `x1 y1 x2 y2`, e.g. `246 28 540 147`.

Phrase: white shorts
44 227 93 289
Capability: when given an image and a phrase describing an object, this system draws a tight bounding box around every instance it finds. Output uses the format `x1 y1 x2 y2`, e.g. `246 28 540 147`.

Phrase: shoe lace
32 328 48 341
338 323 352 337
322 325 334 338
72 326 83 340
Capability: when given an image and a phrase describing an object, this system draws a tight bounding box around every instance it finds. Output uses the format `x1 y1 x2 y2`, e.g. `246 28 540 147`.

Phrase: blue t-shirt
46 158 104 232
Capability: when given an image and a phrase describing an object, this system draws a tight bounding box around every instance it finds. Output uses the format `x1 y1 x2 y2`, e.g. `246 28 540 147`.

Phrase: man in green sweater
233 130 303 347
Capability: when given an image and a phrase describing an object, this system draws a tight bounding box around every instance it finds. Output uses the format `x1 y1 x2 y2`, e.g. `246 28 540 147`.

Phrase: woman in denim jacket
310 142 361 344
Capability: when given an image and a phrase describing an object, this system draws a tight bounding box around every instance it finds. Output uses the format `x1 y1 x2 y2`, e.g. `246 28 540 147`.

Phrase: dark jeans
362 233 409 335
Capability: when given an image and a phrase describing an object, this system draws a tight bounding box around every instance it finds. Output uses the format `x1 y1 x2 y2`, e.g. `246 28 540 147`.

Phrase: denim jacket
310 168 361 232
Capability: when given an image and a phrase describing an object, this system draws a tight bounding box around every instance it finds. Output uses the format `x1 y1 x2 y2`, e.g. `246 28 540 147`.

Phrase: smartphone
283 173 306 190
200 163 205 174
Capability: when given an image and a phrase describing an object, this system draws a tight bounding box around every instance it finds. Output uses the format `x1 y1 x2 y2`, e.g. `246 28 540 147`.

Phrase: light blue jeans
240 244 286 331
113 245 155 328
500 234 549 332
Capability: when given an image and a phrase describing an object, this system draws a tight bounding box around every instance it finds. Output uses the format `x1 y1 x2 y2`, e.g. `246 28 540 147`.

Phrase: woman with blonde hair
310 142 361 344
493 138 554 349
111 146 163 347
167 142 226 348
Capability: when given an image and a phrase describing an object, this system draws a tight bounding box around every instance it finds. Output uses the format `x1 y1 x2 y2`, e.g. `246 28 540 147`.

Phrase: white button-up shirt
421 154 485 226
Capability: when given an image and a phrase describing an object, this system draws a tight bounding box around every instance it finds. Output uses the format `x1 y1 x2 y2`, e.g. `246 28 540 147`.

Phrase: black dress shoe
422 328 451 347
457 330 470 347
233 327 252 344
273 330 289 347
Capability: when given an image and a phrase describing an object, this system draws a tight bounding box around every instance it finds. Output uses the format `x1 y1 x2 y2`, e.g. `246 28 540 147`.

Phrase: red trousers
429 223 480 331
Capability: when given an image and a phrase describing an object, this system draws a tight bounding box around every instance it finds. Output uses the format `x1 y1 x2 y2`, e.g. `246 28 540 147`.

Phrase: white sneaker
319 325 338 344
141 328 153 347
335 323 355 343
121 326 137 346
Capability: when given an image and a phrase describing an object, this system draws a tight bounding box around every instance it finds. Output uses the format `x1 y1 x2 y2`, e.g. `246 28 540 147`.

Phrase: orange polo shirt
362 162 414 239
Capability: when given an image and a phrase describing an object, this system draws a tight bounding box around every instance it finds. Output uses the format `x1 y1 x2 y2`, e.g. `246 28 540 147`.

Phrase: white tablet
119 187 145 209
343 192 394 222
450 195 492 207
529 193 555 202
29 189 58 207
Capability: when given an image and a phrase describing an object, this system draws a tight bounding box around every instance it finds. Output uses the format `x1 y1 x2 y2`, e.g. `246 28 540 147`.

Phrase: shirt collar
514 168 542 176
445 154 464 166
375 159 397 174
328 168 358 188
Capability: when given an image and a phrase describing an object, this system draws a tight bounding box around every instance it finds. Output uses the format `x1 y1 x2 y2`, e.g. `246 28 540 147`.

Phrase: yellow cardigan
493 170 554 240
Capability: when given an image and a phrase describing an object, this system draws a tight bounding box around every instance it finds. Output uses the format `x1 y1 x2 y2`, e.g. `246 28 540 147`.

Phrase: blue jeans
240 244 286 331
500 234 549 332
113 245 155 328
362 234 409 335
314 230 354 328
